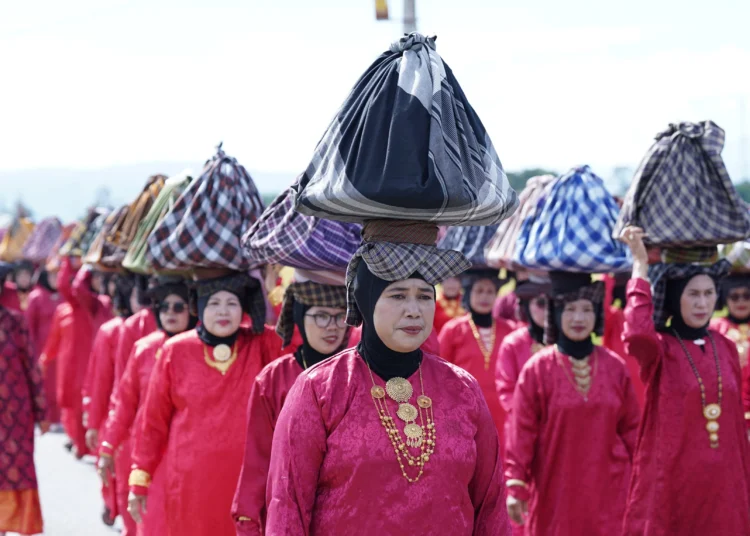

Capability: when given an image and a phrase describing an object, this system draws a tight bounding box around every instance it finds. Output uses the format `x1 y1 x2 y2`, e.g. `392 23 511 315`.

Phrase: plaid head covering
242 185 361 272
345 241 471 326
648 260 731 328
188 272 266 334
438 225 499 268
614 121 750 247
148 144 265 271
276 281 348 346
294 33 518 226
543 273 605 345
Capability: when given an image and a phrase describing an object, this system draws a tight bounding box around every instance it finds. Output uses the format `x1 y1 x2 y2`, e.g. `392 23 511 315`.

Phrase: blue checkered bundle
514 166 632 273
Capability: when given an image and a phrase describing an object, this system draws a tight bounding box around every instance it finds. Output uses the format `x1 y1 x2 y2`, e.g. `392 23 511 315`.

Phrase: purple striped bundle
22 217 63 262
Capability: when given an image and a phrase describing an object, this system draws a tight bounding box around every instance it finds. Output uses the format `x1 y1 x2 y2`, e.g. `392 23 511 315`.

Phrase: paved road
30 430 122 536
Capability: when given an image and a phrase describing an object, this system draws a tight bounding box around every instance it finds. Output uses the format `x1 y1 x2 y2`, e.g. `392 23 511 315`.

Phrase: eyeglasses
305 312 347 329
728 291 750 302
158 302 187 314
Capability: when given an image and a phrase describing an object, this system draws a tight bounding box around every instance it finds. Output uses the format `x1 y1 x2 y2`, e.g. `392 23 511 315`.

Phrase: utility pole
403 0 417 34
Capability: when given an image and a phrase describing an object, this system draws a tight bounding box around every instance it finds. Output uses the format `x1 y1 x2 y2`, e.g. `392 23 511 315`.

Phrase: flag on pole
375 0 389 20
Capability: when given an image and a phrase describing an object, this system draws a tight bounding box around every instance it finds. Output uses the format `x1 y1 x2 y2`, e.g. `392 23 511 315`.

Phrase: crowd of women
2 32 750 536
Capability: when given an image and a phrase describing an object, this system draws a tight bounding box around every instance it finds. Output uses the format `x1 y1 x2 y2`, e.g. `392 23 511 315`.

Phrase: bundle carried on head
293 33 518 226
614 121 750 250
0 217 35 263
98 174 167 268
21 217 62 263
59 208 111 258
123 171 194 274
484 175 555 269
147 145 265 271
83 205 131 271
438 225 499 268
514 166 632 273
45 223 76 272
242 184 361 272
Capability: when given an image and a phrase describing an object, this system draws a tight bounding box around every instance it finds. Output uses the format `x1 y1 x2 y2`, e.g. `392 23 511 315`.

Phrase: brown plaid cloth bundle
276 281 348 346
614 121 750 247
147 145 265 271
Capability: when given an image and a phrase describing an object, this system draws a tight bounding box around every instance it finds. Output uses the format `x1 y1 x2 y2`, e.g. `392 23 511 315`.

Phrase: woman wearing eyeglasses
232 280 349 536
127 272 282 536
711 274 750 430
96 276 195 536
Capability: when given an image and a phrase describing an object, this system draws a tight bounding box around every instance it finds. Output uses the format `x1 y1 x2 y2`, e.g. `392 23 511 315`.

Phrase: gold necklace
367 364 436 483
468 317 496 370
673 331 723 448
203 344 238 375
556 346 598 402
726 324 749 369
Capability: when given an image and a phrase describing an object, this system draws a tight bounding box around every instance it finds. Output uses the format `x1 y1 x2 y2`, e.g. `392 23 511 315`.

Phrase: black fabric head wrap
36 270 57 293
13 260 34 292
719 274 750 324
461 268 502 328
149 276 197 337
134 275 153 307
516 279 551 344
662 274 720 341
545 272 604 359
112 273 136 318
354 261 429 381
0 262 12 298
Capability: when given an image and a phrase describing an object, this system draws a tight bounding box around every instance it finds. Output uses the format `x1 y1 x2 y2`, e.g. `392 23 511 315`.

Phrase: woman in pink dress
504 272 640 536
619 227 750 535
265 256 511 535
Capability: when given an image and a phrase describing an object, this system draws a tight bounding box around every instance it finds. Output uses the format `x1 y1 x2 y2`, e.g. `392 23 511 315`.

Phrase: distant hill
0 163 297 222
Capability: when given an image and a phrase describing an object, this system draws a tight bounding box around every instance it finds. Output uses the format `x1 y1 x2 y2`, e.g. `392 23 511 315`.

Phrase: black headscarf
112 274 136 318
36 270 57 293
719 274 750 325
461 268 502 328
516 278 551 345
149 277 197 337
548 272 603 360
196 288 242 348
354 261 427 381
661 275 714 341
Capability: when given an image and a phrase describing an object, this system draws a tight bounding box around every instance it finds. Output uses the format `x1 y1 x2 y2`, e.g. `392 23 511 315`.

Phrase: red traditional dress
130 327 282 536
265 348 510 535
232 353 303 535
710 316 750 428
114 308 157 388
621 279 750 535
433 292 464 334
0 281 21 312
83 316 126 527
604 305 646 408
0 306 46 535
25 285 63 423
439 315 515 442
494 328 544 416
101 331 168 536
504 346 640 536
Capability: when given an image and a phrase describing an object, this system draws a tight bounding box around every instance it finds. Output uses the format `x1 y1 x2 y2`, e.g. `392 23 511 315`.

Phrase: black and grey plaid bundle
276 281 348 346
294 33 518 226
614 121 750 247
148 144 265 271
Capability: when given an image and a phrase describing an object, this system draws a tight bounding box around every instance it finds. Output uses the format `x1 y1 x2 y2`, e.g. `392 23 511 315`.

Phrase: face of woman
15 270 32 290
469 279 497 315
47 271 58 290
529 295 547 327
373 279 435 352
560 299 596 341
726 285 750 321
107 279 117 298
159 293 190 334
202 290 243 337
680 275 717 328
303 306 347 355
441 277 461 299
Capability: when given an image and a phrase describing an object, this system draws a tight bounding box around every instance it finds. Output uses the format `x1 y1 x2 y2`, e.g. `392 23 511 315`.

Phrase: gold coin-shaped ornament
706 421 720 433
404 423 423 440
397 403 418 422
417 395 432 409
213 344 232 362
371 386 386 399
385 377 413 403
704 404 722 420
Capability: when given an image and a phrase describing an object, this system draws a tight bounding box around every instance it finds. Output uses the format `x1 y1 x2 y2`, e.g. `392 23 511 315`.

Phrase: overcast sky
1 0 749 183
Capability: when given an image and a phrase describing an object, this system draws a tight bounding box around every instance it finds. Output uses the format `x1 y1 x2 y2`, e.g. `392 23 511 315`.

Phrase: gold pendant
385 377 413 403
213 344 232 362
397 403 418 422
704 403 722 448
417 395 432 408
203 346 238 376
404 423 424 448
371 386 386 399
